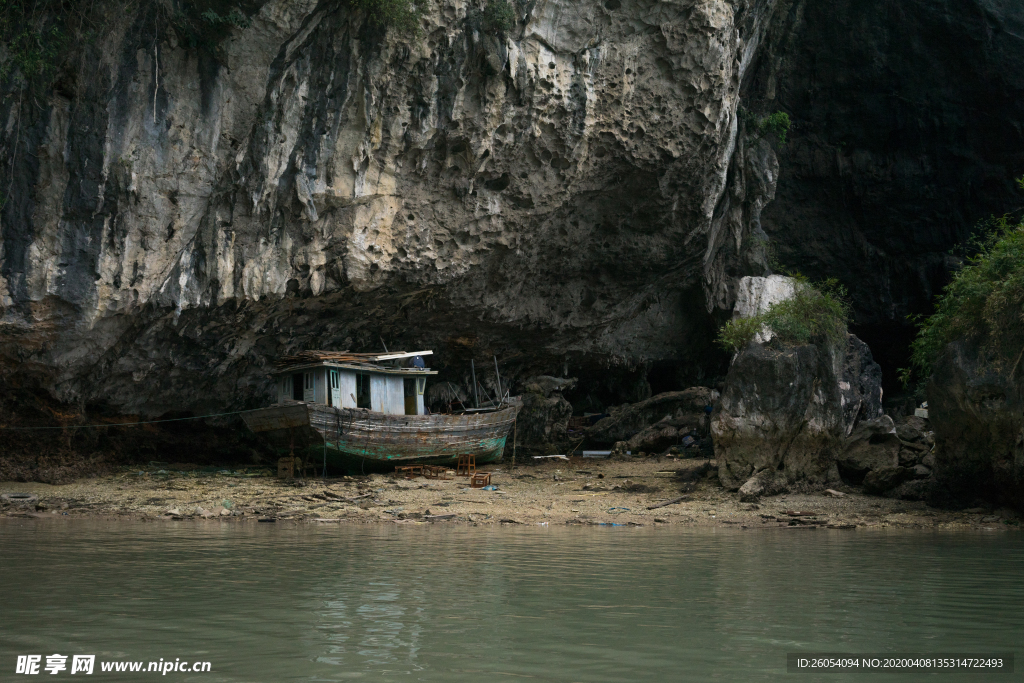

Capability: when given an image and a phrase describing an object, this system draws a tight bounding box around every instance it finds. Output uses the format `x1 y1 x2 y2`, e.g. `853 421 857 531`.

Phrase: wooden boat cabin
273 351 437 416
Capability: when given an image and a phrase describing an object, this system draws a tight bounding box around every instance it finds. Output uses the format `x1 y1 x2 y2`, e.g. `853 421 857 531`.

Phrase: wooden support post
494 355 503 405
470 359 479 408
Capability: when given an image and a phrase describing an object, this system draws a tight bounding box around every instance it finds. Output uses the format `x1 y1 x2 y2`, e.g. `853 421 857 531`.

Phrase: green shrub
200 7 251 29
758 112 791 145
717 315 765 353
173 4 253 49
352 0 425 33
742 110 791 146
0 0 70 83
717 278 850 353
482 0 515 35
908 213 1024 379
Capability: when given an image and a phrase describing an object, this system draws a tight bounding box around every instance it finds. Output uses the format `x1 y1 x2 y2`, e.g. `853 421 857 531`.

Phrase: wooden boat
241 350 519 473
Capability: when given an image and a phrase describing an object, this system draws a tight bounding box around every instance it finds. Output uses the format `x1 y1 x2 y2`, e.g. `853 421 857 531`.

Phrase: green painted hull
242 402 519 474
298 437 506 474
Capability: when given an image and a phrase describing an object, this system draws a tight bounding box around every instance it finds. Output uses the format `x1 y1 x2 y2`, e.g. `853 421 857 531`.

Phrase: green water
1 521 1021 682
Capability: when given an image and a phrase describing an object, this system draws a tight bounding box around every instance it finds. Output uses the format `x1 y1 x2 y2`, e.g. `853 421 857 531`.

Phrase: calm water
1 521 1021 682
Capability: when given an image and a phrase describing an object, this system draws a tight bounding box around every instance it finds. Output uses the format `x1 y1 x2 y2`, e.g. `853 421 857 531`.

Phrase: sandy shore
1 457 1018 530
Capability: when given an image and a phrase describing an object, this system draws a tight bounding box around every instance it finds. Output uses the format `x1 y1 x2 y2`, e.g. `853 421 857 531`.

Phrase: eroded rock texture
712 340 843 494
928 341 1024 509
0 0 782 417
3 0 1024 491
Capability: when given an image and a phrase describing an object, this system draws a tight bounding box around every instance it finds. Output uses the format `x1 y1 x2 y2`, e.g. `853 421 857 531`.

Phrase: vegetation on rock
0 0 76 83
0 2 256 84
171 3 254 50
907 210 1024 380
482 0 515 35
744 110 791 146
717 278 850 352
352 0 425 33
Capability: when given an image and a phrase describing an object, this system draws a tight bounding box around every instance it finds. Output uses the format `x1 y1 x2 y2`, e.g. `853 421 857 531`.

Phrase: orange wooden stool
456 454 476 477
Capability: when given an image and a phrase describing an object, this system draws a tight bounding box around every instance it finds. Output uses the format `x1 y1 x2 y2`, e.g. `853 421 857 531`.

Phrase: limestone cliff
1 0 781 417
2 0 1024 437
748 0 1024 385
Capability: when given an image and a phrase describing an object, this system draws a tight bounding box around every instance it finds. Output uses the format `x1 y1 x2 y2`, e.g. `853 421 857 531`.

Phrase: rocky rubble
587 387 717 453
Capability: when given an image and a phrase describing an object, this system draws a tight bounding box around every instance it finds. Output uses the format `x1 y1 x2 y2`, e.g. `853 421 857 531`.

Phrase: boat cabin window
356 373 371 409
291 373 303 401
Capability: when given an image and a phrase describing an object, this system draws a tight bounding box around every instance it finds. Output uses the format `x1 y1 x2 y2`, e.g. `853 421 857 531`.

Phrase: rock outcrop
837 416 900 482
839 334 884 434
713 340 843 496
516 376 575 452
714 274 886 497
928 341 1024 509
3 0 1024 484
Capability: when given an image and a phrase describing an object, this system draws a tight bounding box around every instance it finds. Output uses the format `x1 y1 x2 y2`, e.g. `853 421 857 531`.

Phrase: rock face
713 341 842 494
0 0 782 418
928 341 1024 509
749 0 1024 383
733 275 798 319
837 416 900 483
839 334 884 434
587 387 717 449
516 376 576 452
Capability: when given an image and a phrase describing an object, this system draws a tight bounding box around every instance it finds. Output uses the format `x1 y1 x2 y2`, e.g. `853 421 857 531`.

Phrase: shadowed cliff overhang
0 0 782 413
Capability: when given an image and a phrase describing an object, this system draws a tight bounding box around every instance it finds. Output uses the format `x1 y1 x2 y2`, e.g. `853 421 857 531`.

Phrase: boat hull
242 402 519 473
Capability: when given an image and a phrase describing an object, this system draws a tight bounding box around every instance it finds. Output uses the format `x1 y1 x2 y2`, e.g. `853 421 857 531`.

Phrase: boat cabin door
303 372 314 402
329 370 341 407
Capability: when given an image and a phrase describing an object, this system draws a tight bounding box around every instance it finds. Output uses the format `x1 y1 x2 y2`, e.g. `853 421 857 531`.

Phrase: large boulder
839 334 885 434
895 415 930 444
862 466 913 495
928 341 1024 509
587 388 717 446
837 415 900 483
713 341 843 493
